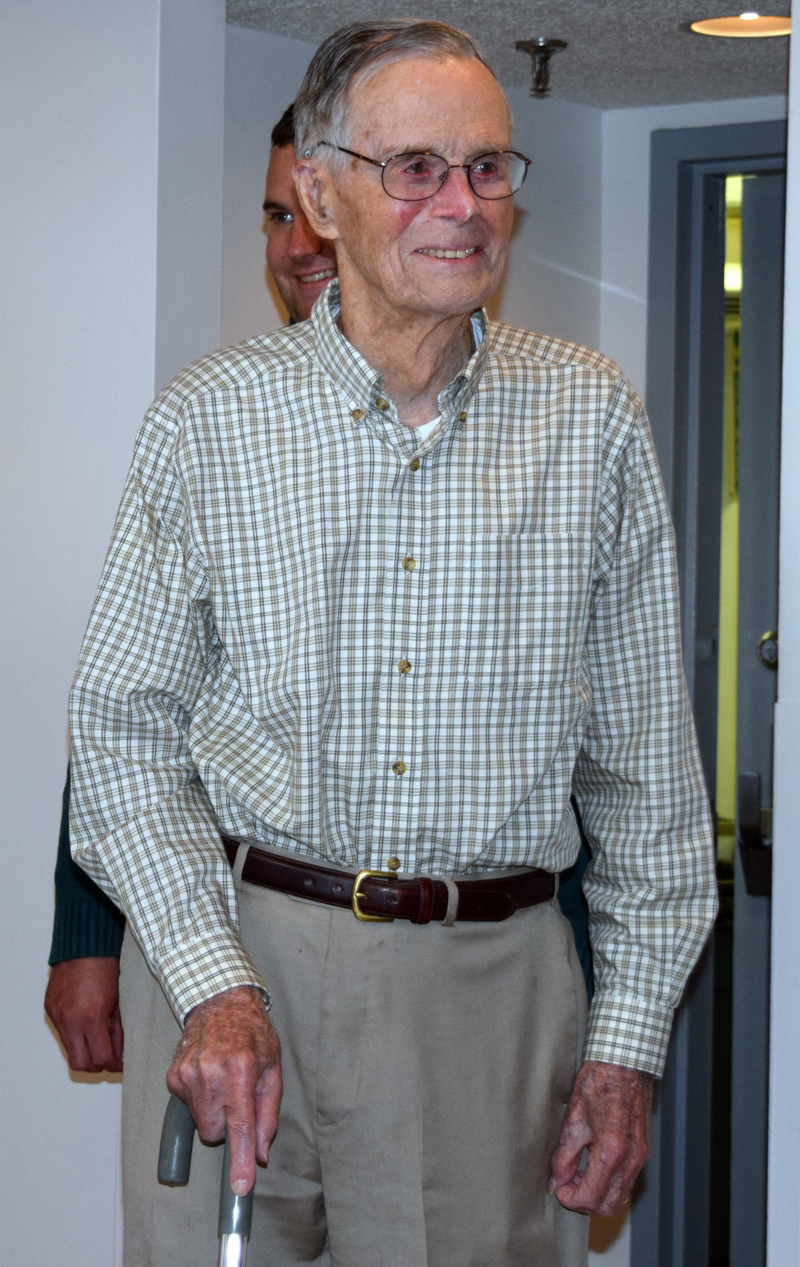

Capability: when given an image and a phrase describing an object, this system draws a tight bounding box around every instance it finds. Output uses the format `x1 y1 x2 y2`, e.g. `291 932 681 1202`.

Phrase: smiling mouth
417 247 480 259
298 268 337 283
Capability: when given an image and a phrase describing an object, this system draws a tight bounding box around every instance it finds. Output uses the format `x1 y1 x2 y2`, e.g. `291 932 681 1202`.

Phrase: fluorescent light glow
690 13 791 36
725 262 742 292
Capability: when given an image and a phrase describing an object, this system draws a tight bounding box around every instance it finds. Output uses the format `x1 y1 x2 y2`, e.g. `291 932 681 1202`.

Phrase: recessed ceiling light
690 13 791 37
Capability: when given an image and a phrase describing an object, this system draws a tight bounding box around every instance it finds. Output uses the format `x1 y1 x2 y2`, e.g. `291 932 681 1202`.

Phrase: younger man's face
263 144 337 322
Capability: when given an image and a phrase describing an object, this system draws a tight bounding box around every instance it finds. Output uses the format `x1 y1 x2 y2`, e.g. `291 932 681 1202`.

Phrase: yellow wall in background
715 175 744 858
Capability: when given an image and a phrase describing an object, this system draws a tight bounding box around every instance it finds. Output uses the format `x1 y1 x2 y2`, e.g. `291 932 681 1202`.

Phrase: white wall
0 4 159 1264
222 27 317 345
768 17 800 1265
0 3 226 1264
156 0 226 389
495 89 603 350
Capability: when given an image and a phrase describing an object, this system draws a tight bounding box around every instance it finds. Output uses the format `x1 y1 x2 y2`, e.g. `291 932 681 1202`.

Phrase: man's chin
414 277 498 319
286 276 335 323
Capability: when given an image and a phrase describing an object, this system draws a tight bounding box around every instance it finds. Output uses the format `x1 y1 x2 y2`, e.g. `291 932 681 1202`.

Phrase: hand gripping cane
158 1093 254 1266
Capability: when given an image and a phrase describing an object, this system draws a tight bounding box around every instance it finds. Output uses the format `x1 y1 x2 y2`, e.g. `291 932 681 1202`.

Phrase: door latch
757 630 778 670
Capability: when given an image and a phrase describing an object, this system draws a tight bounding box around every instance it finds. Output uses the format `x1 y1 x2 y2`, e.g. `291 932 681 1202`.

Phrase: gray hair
294 19 502 161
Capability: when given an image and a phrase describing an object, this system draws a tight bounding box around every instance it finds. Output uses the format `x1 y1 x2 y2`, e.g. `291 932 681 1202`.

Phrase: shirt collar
310 279 489 420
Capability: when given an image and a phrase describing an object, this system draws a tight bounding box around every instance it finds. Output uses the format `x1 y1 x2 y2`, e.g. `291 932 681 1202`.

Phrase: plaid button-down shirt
69 281 716 1076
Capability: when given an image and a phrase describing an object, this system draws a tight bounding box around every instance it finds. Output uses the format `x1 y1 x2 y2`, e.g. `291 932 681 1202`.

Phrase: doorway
631 120 786 1267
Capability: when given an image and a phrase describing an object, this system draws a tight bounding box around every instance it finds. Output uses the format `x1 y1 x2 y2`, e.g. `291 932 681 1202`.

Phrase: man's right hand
167 985 282 1195
45 956 124 1072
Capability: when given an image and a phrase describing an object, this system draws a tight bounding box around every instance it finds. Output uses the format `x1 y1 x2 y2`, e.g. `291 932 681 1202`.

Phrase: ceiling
226 0 790 109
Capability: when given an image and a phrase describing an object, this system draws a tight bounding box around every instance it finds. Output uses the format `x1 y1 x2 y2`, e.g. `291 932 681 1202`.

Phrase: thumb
550 1107 590 1187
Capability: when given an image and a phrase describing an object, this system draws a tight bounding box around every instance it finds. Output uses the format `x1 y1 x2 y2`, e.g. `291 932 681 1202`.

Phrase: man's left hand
549 1059 653 1217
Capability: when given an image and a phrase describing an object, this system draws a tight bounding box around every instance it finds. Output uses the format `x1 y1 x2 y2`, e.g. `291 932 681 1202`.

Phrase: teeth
418 247 478 259
302 269 336 282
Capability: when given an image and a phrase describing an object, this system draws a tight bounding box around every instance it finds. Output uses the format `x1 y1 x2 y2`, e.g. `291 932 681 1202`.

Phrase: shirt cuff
49 897 126 966
156 931 271 1026
582 989 674 1078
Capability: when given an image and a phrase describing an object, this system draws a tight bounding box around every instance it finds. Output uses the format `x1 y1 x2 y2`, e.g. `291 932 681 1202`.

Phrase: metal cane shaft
218 1131 254 1267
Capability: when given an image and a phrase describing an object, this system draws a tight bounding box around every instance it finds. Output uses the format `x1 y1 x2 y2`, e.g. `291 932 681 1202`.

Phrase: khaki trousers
120 878 588 1267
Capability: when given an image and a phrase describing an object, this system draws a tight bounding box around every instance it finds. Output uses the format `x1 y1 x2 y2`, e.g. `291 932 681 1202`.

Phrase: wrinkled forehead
341 53 511 150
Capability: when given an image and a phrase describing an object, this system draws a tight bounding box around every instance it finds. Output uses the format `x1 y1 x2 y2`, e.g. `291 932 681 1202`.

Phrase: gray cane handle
157 1093 196 1185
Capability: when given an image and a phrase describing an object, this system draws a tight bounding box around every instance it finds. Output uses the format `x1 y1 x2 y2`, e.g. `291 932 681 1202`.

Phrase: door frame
634 118 787 1267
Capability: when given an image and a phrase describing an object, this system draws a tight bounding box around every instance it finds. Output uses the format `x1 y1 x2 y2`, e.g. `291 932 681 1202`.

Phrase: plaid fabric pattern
69 281 716 1075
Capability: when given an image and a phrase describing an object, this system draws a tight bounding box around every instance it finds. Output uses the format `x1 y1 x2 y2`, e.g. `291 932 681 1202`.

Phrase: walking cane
158 1092 254 1266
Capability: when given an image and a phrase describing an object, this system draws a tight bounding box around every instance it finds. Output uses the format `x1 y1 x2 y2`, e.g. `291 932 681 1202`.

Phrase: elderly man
44 103 337 1073
68 20 716 1267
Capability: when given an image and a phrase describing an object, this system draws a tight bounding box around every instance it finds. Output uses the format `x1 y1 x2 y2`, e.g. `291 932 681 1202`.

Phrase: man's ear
294 158 339 242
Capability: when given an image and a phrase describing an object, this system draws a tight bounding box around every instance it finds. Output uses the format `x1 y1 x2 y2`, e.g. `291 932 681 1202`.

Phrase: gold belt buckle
351 869 395 922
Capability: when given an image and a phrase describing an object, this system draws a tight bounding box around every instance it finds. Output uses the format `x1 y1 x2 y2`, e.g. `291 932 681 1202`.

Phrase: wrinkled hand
45 956 124 1072
549 1059 653 1217
167 985 282 1195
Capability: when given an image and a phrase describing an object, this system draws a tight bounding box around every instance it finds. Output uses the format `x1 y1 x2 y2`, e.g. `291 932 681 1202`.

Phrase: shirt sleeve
49 765 126 966
572 385 718 1078
68 405 267 1024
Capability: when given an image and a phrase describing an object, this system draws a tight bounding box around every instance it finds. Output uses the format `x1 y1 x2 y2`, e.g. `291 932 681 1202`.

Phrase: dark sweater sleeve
556 797 594 1002
48 766 125 965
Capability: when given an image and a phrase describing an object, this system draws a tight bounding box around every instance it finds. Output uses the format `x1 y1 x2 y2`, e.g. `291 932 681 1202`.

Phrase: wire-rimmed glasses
320 144 530 202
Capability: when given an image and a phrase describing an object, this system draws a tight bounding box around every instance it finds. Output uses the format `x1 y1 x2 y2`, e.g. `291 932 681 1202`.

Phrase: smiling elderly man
68 19 716 1267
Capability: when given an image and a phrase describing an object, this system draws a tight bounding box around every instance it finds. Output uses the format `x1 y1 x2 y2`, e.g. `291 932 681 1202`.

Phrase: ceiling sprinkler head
515 37 568 97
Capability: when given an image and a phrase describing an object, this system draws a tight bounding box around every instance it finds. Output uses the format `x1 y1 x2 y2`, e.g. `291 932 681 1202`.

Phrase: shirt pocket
458 532 592 690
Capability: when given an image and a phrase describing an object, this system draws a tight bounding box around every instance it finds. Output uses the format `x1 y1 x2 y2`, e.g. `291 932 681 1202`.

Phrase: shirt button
458 410 468 422
376 396 389 411
397 659 412 675
402 556 416 571
351 408 364 422
409 457 421 471
387 856 401 871
392 760 407 776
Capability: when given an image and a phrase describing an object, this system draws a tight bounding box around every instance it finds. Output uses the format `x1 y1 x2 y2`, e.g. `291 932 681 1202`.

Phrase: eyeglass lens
382 152 526 201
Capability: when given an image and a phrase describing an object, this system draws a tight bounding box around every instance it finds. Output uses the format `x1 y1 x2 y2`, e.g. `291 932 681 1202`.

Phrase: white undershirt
410 415 441 443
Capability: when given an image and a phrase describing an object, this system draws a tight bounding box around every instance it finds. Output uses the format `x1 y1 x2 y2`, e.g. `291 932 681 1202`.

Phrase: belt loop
232 843 251 892
550 872 560 906
442 875 459 927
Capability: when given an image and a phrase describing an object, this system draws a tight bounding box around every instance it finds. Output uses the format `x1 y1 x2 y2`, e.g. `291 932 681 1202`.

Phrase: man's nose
288 214 326 258
431 165 480 219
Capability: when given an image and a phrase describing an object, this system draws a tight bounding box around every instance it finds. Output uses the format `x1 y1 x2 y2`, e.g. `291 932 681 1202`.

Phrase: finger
166 1067 227 1144
53 1011 104 1073
110 1004 125 1066
62 1026 96 1072
85 1016 117 1072
549 1110 591 1188
592 1179 636 1218
588 1146 649 1217
554 1130 630 1213
226 1099 258 1195
255 1063 283 1163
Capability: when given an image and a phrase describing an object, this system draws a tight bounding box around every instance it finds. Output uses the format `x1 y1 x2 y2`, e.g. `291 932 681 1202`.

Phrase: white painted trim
767 22 800 1266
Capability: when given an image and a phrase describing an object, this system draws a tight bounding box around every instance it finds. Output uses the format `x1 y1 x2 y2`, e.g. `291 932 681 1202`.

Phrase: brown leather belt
222 837 555 925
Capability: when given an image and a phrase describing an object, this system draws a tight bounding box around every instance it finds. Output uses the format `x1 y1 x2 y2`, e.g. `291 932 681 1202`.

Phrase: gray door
729 169 785 1267
635 121 786 1267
